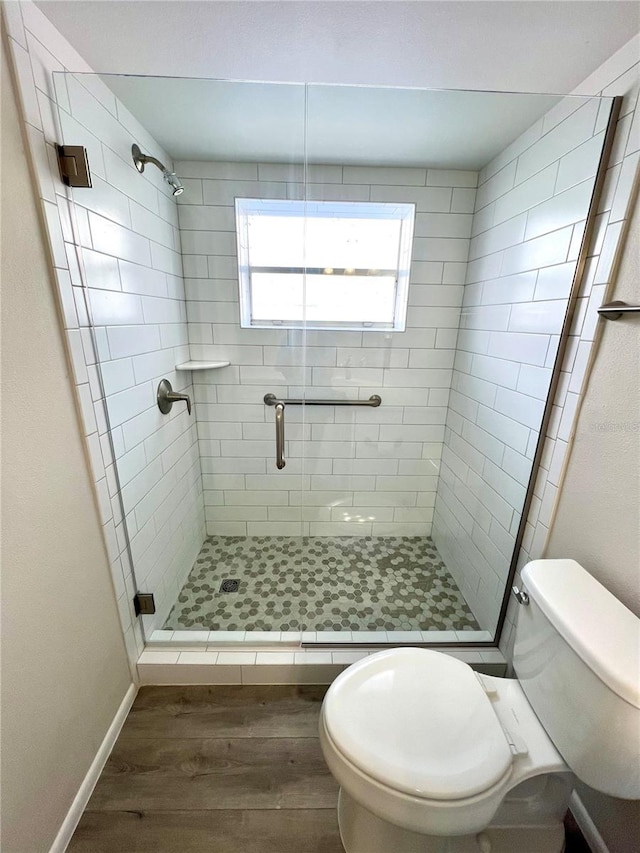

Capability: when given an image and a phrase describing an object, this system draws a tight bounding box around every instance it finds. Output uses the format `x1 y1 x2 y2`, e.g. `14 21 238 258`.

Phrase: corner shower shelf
175 361 231 371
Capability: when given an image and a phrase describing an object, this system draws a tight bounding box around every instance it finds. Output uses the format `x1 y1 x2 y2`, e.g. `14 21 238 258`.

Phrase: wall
0 30 132 853
3 0 206 642
433 95 612 632
500 35 640 659
546 191 639 612
546 186 639 853
58 73 206 633
176 160 476 537
497 38 639 853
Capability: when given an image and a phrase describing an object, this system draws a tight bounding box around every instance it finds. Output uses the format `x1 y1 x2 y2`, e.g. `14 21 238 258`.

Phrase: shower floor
164 536 478 632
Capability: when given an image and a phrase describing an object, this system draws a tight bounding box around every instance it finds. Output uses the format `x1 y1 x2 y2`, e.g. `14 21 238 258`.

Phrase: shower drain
219 579 240 593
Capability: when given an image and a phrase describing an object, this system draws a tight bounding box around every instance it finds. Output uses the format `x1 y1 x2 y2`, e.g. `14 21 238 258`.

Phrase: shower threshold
163 535 479 636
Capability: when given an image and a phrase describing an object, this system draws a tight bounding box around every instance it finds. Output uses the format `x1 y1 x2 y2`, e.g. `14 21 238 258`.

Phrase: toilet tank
513 559 640 800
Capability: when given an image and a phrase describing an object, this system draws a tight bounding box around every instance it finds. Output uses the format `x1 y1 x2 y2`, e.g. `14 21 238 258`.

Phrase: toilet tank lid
522 560 640 710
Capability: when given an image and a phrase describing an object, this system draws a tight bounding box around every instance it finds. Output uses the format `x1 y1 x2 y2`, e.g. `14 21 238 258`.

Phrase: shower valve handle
157 379 191 415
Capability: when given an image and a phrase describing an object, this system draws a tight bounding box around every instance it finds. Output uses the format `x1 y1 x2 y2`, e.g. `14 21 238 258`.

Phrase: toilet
319 559 640 853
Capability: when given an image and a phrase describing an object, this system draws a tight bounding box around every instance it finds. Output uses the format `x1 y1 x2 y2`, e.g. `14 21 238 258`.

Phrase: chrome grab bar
264 393 381 407
597 300 640 320
274 401 285 470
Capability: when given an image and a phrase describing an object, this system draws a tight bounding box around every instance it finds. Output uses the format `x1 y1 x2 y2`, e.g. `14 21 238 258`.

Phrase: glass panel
54 69 614 646
55 72 308 640
304 84 616 641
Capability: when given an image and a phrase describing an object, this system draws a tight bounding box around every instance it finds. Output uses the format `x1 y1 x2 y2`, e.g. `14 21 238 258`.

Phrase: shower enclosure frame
54 70 623 655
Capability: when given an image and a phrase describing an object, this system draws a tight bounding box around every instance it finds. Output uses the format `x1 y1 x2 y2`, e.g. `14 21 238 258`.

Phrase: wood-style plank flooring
68 686 342 852
69 685 591 853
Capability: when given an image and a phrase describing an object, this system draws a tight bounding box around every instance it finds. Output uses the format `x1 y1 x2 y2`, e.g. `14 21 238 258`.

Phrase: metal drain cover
219 579 240 593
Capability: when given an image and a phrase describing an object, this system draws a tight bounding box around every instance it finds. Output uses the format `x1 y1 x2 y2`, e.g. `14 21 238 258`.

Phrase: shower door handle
274 401 286 470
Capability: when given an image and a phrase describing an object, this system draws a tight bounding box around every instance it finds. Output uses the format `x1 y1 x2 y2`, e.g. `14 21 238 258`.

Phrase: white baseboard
570 790 610 853
49 683 138 853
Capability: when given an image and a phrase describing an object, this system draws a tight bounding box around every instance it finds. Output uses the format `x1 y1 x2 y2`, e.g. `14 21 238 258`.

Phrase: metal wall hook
157 379 191 415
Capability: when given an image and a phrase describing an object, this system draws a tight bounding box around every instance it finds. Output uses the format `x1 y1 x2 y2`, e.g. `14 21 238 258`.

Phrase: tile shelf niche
175 361 231 371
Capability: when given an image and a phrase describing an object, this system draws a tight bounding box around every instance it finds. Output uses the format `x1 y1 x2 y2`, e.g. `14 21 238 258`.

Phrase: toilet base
337 789 566 853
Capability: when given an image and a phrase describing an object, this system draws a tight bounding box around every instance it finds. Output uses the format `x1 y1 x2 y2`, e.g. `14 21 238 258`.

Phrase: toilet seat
323 648 513 800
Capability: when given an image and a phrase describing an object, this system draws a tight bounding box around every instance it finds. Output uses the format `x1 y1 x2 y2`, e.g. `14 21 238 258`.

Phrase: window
235 198 414 330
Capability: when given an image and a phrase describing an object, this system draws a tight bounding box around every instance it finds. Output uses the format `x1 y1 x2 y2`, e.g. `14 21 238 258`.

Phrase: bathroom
2 1 635 852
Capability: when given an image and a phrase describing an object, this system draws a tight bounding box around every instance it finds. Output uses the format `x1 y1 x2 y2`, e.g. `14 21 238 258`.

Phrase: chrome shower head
131 143 184 196
163 170 184 196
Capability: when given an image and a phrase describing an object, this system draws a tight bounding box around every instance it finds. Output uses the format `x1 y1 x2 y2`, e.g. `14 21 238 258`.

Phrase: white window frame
235 198 415 331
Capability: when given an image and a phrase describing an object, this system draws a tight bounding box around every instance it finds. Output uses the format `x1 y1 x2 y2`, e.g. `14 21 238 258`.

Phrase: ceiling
100 75 564 168
36 2 639 94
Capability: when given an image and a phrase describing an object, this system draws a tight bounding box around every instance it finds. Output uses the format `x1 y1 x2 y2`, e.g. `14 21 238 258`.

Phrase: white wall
1 30 132 853
545 182 639 853
547 191 639 609
177 160 475 537
433 95 611 632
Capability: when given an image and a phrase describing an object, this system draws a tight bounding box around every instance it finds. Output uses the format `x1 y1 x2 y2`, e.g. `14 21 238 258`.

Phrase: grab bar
274 401 285 470
264 393 381 407
597 300 640 320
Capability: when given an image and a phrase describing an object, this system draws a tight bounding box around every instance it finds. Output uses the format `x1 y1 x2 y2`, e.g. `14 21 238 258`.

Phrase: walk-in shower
54 70 617 648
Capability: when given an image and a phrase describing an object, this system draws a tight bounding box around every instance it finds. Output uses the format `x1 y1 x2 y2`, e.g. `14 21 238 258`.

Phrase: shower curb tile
138 664 242 685
255 652 296 665
207 631 247 643
350 632 384 643
217 652 257 665
178 651 219 664
171 630 210 644
385 631 423 643
294 652 333 665
279 632 303 644
314 631 353 643
149 630 174 643
138 650 180 665
420 630 458 642
244 631 282 644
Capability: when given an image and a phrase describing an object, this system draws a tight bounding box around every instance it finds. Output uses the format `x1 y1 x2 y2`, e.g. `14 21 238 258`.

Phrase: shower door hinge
56 144 93 188
133 592 156 616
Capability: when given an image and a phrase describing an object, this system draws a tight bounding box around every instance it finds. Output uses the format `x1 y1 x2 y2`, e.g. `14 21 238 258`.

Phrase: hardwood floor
69 684 591 852
68 686 342 852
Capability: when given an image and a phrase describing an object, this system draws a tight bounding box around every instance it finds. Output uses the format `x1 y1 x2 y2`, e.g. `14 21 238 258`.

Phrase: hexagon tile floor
164 536 479 632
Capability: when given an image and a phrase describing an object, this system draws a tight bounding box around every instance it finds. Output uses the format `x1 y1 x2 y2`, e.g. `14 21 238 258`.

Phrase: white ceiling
101 75 564 168
36 1 638 94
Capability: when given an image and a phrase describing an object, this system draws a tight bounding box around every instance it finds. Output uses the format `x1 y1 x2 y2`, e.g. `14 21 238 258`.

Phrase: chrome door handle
274 401 285 469
157 379 192 415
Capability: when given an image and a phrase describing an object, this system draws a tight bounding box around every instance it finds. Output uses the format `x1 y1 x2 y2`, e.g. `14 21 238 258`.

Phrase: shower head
163 170 184 196
131 143 184 196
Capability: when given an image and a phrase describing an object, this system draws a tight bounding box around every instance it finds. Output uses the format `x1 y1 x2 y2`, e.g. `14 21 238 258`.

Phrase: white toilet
320 559 640 853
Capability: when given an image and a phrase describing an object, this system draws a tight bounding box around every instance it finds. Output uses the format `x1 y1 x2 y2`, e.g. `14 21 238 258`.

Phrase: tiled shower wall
175 162 477 537
58 85 207 635
432 96 615 632
3 1 206 653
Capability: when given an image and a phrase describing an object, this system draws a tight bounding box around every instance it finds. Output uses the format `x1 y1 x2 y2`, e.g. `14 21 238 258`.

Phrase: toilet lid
324 648 513 801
